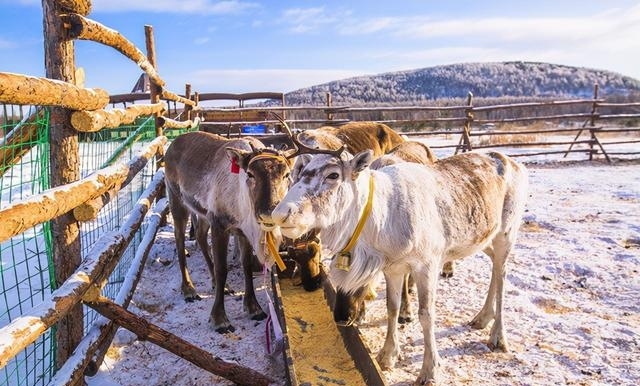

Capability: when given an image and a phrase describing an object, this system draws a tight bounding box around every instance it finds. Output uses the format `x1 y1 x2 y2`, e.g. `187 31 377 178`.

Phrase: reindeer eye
327 172 339 180
247 171 255 179
284 172 290 180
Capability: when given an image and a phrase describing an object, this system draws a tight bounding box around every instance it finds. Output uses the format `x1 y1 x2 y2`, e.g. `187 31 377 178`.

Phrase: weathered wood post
281 92 287 121
589 83 599 160
456 91 474 154
42 0 84 378
183 83 192 121
326 92 333 121
144 25 166 200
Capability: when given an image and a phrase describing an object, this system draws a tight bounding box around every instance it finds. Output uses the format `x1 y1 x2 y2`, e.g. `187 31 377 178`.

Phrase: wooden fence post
326 92 333 121
281 92 287 121
144 25 166 201
455 91 474 154
183 83 192 121
43 1 84 380
588 84 600 160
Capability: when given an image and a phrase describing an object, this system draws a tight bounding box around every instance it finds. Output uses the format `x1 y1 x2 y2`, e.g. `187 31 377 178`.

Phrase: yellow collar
265 231 287 271
336 174 374 270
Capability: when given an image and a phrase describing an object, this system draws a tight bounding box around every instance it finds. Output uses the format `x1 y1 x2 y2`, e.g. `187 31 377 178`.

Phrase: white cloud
280 6 351 33
330 3 640 80
91 0 260 14
0 37 15 49
194 37 210 45
338 17 398 35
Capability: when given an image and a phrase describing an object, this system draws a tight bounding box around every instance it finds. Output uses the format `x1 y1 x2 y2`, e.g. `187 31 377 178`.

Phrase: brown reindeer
164 131 294 333
297 121 406 156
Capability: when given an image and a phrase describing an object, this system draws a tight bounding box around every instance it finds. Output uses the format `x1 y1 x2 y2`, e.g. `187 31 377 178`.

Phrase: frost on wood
0 164 128 242
159 116 201 129
62 14 165 88
71 102 166 132
56 0 91 16
0 72 109 110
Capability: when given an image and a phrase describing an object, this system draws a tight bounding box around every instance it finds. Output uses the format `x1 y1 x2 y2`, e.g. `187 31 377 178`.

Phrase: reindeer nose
271 202 294 225
258 213 275 229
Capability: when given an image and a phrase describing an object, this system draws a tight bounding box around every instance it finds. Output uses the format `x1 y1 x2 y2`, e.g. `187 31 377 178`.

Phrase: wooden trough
270 265 387 386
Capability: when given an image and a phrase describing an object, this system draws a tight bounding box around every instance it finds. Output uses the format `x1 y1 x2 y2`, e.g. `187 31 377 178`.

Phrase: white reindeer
270 148 528 385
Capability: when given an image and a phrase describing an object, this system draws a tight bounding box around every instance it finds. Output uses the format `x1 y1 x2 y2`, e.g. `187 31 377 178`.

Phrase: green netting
0 105 55 386
0 106 191 386
77 117 158 328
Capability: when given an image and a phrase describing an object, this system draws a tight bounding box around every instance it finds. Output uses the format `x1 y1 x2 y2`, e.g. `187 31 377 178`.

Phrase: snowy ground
87 157 640 386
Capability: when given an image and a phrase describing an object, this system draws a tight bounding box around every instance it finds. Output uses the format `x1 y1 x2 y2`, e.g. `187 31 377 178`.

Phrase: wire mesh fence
0 105 54 386
0 105 178 386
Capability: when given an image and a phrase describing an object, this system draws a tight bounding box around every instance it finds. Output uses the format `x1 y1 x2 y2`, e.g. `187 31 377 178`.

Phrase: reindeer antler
267 111 346 159
290 134 347 159
268 111 293 137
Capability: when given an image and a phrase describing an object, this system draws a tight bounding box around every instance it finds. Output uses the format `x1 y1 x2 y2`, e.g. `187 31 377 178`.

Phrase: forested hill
283 62 640 105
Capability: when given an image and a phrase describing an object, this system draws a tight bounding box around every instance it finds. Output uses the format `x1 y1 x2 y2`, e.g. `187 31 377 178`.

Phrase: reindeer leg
188 212 197 241
169 194 200 302
469 246 497 330
441 261 455 278
376 271 404 370
478 238 512 352
237 232 267 321
210 225 234 333
414 265 441 386
398 273 413 324
194 216 216 291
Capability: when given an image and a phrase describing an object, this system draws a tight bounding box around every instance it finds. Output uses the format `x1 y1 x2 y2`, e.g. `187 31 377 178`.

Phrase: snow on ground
87 157 640 386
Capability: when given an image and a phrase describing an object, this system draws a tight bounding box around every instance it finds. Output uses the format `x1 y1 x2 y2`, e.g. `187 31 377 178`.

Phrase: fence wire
0 105 54 386
0 107 173 386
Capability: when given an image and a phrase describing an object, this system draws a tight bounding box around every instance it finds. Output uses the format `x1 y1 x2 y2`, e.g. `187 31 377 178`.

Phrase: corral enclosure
1 1 640 386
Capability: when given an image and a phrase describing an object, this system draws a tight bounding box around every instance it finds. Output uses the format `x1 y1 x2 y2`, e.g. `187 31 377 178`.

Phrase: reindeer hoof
488 333 509 352
216 286 235 295
441 261 455 278
251 311 268 321
215 325 236 334
398 315 413 324
376 352 397 370
183 289 202 302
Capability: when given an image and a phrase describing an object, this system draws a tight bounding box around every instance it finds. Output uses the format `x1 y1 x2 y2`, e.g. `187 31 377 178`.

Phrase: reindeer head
225 145 295 231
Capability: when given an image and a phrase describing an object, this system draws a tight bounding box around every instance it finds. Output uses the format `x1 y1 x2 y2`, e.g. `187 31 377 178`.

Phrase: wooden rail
196 85 640 162
0 72 109 110
0 139 164 365
0 137 166 243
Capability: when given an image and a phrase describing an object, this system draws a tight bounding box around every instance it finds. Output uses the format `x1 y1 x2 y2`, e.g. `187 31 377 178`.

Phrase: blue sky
1 1 640 96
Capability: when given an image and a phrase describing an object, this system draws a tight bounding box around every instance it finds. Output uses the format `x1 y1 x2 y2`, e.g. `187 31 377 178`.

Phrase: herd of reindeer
163 119 529 386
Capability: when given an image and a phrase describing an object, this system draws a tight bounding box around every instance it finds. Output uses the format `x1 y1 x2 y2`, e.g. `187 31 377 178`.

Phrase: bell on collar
335 251 351 271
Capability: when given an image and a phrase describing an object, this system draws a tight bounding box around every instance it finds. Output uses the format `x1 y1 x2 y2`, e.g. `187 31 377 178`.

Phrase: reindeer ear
225 147 251 171
350 150 373 176
292 154 311 182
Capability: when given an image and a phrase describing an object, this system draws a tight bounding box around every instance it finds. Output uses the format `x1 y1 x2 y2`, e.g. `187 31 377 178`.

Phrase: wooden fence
193 87 640 162
1 2 640 386
0 2 268 386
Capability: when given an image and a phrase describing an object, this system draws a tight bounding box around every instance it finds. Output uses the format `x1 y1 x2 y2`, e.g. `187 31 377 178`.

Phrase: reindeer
270 145 529 385
370 140 437 169
283 122 406 289
164 131 294 333
367 140 440 324
294 121 405 179
297 121 405 155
